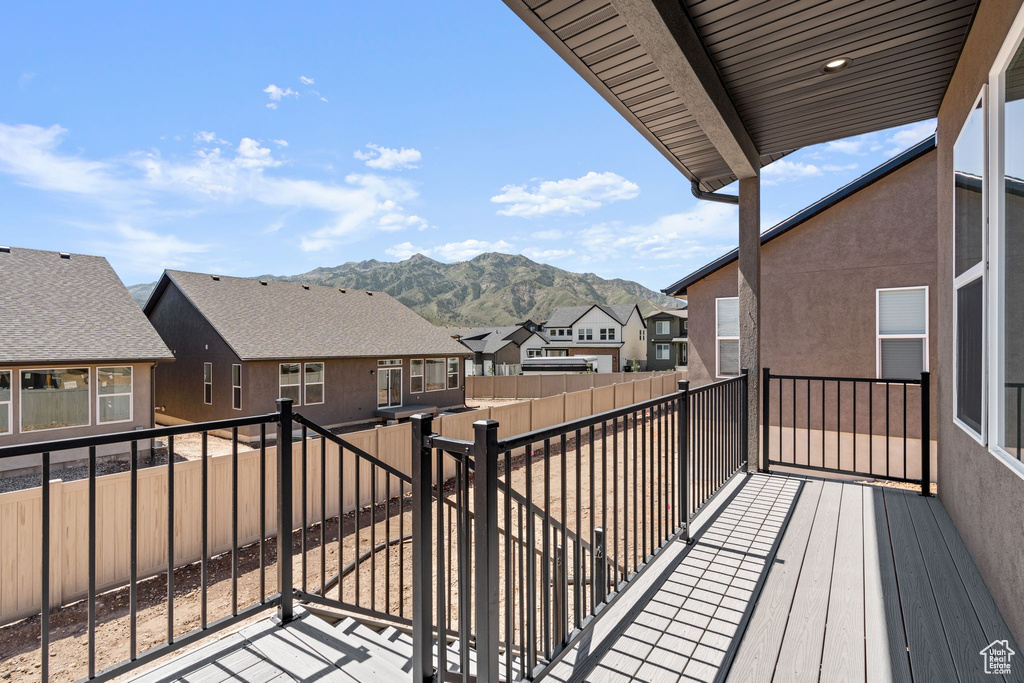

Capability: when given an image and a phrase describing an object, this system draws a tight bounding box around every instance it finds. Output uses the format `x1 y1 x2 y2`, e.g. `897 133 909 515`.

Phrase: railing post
678 380 692 544
761 367 771 474
741 368 750 476
594 526 606 604
473 419 500 683
410 414 435 682
275 398 294 624
553 543 565 645
920 372 931 497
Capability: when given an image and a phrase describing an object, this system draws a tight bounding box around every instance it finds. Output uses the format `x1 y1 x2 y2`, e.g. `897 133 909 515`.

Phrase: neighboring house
664 137 938 392
646 307 688 371
449 325 535 375
0 247 174 473
541 304 647 371
144 271 470 435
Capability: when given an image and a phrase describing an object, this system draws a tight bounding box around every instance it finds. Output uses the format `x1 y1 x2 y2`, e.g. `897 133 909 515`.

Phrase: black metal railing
761 368 931 495
1008 382 1024 461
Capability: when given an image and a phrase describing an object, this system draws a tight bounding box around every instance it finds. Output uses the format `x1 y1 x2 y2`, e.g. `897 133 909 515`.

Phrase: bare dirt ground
465 398 525 410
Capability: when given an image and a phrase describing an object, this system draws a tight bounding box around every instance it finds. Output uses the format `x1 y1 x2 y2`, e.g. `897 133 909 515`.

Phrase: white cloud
235 137 280 168
263 84 297 109
0 123 120 195
299 75 315 85
385 238 515 262
194 130 217 144
271 139 288 147
522 247 575 261
378 210 428 231
491 171 639 218
353 143 422 170
91 223 210 272
884 121 935 154
761 159 823 185
824 138 866 155
531 228 565 240
822 163 858 172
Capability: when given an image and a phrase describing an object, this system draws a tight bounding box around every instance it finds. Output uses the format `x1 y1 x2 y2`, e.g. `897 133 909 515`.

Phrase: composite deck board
725 478 822 683
819 482 865 682
883 487 959 682
862 485 912 683
771 479 843 682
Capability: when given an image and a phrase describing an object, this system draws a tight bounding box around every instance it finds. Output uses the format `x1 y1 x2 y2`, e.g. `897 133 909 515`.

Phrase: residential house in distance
143 270 470 436
645 306 688 371
664 136 937 391
541 304 646 372
448 325 547 375
0 247 173 473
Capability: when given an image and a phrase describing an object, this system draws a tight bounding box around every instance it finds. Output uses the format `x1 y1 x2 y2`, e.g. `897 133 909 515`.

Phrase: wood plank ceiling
507 0 977 191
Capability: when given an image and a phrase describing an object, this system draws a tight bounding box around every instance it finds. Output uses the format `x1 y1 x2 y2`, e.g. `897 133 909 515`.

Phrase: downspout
691 179 738 205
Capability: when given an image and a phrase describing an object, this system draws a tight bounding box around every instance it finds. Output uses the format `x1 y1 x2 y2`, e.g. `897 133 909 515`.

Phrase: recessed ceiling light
821 57 850 73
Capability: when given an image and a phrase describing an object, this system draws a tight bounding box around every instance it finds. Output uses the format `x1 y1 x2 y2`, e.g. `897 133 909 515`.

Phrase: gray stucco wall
936 0 1024 645
646 315 686 371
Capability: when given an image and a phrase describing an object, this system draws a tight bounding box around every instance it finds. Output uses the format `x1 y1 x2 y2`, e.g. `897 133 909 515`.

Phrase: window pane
204 363 212 383
680 342 688 365
205 384 212 404
305 362 324 384
717 299 739 337
878 289 926 335
232 364 240 386
411 375 424 393
280 363 300 382
99 395 131 423
1002 43 1024 455
97 367 132 395
233 386 241 410
0 371 9 403
880 339 924 380
719 340 739 376
305 383 324 404
426 359 445 391
954 99 985 277
21 369 90 431
411 359 423 376
281 384 301 404
957 278 984 433
0 404 8 434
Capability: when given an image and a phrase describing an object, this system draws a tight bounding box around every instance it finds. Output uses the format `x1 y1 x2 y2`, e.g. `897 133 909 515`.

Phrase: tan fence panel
614 382 635 408
492 402 531 440
564 389 593 422
493 376 517 399
516 375 541 399
438 409 490 442
634 378 652 402
593 374 615 388
593 385 615 414
564 375 594 393
540 374 568 397
530 395 566 431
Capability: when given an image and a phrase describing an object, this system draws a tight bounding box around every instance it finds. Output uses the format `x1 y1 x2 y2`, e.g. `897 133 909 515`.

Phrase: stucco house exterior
448 325 547 375
143 270 470 436
541 304 646 371
0 247 174 473
645 307 688 371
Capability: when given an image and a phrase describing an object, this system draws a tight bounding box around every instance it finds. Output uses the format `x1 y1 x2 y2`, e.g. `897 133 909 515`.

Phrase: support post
275 398 294 623
473 420 500 682
739 174 761 472
761 367 771 474
678 380 692 544
410 414 435 682
920 372 931 496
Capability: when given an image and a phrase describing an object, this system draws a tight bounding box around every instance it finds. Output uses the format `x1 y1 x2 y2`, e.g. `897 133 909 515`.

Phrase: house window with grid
716 298 740 377
279 363 301 405
655 320 670 336
411 359 424 392
655 343 670 361
0 371 10 435
578 328 593 341
305 363 324 405
599 328 615 341
527 348 542 358
447 358 459 390
203 362 212 405
97 366 132 424
877 287 928 380
425 358 446 392
232 364 241 410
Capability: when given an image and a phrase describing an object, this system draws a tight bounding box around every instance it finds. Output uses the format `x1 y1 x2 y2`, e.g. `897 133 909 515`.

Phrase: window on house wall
639 329 645 341
21 368 90 432
232 364 241 410
425 358 446 391
655 320 670 336
716 298 740 377
578 328 593 341
527 348 542 358
447 358 459 389
305 362 324 405
877 287 928 380
681 319 688 336
680 342 688 366
954 93 986 439
411 359 424 392
279 363 301 405
0 371 10 435
599 328 615 341
655 344 670 361
97 366 132 423
204 363 212 405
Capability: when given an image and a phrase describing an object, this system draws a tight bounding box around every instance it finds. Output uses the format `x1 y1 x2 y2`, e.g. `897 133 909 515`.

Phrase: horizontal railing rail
762 367 931 495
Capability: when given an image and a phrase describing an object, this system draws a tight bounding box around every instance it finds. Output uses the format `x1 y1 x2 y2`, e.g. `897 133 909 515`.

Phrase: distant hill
128 252 677 326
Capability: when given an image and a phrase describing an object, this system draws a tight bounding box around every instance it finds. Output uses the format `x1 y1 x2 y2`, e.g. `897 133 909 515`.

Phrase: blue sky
0 1 935 291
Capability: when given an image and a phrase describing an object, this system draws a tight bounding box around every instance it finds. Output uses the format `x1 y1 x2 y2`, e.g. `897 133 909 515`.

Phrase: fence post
410 414 434 682
473 419 500 682
920 372 931 497
761 367 771 474
275 398 294 623
594 526 606 604
678 380 692 544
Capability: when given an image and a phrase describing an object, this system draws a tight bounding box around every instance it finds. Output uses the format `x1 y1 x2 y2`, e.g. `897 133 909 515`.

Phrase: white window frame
96 366 133 424
204 362 213 405
715 297 740 378
0 369 11 435
378 366 403 409
20 367 91 433
577 328 593 342
875 286 929 380
304 362 324 406
424 358 446 392
655 343 670 361
527 348 543 358
987 9 1024 476
655 320 670 336
232 364 242 410
680 341 688 366
599 328 616 341
279 362 301 407
411 359 424 393
953 88 989 445
447 358 459 390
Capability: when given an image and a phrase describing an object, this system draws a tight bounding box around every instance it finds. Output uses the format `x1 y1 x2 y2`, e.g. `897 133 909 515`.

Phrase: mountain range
128 252 678 326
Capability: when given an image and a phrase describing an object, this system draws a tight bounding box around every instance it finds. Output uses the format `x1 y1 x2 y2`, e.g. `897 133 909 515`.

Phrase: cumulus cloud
385 239 514 262
299 75 315 85
491 171 639 218
884 121 935 154
194 130 218 144
522 247 575 261
761 159 824 185
92 223 210 272
263 84 297 109
235 138 280 168
353 144 422 170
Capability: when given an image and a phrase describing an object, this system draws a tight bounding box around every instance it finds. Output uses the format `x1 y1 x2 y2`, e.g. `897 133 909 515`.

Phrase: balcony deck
544 472 1023 683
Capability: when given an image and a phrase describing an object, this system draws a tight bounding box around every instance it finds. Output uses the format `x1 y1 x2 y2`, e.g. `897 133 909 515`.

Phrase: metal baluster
301 427 308 594
589 425 595 612
903 381 908 478
354 450 360 605
89 445 96 678
201 433 208 627
518 501 526 680
436 449 447 679
338 446 344 603
385 472 391 611
505 450 513 683
853 381 858 473
232 427 239 616
371 464 377 613
259 424 266 603
886 382 890 478
322 438 328 595
130 441 138 655
632 410 638 572
574 428 582 629
41 451 50 681
166 436 174 644
612 417 619 587
543 438 551 657
526 441 536 670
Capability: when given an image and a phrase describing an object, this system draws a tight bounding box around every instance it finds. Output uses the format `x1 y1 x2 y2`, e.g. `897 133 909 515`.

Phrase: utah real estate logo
980 640 1015 675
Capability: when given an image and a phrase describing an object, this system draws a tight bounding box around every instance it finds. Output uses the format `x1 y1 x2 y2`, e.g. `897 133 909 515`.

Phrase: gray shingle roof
545 304 640 328
0 247 173 364
444 326 522 355
155 270 468 360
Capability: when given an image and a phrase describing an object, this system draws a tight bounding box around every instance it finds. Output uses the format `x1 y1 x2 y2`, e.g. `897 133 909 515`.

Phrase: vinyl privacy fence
465 370 682 400
0 371 685 624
